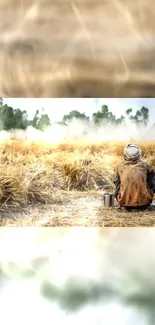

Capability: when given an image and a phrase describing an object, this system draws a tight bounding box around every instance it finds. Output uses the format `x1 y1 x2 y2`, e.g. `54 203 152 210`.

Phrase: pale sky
3 98 155 125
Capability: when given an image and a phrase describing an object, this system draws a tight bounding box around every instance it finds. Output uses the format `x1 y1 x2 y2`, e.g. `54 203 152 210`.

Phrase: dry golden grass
0 139 155 227
0 139 154 207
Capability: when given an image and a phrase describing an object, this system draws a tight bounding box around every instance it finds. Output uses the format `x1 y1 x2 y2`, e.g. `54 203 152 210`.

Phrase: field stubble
0 139 155 226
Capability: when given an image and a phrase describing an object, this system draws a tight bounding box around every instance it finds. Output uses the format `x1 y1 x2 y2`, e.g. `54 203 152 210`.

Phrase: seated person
114 144 155 211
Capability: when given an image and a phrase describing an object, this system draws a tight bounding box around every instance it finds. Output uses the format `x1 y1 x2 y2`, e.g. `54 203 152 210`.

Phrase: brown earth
1 191 155 227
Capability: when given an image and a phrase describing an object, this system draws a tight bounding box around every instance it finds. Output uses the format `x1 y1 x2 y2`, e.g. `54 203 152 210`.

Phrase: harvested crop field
0 139 155 226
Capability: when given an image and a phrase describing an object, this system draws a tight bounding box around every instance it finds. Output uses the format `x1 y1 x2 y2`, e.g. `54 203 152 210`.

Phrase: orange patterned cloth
114 160 154 207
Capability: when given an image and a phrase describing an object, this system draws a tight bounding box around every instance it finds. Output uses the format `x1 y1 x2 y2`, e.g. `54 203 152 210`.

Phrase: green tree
140 106 149 126
0 101 30 130
37 114 51 131
30 109 40 129
14 109 29 130
62 110 89 124
125 107 149 126
126 108 133 117
30 109 51 131
92 104 109 124
0 105 15 130
92 104 125 125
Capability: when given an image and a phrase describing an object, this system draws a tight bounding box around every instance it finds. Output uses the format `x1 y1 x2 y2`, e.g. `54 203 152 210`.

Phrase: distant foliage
62 110 90 124
0 101 51 131
92 104 125 125
0 98 150 132
125 107 149 127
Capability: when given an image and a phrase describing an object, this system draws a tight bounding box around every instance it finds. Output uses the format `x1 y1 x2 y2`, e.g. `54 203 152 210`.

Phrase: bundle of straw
23 162 66 204
0 164 27 207
60 157 115 191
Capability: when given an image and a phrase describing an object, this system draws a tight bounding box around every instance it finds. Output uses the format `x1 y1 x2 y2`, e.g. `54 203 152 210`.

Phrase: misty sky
3 98 155 125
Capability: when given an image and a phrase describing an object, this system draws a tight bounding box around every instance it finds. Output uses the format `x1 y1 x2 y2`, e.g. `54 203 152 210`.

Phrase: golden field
0 139 155 227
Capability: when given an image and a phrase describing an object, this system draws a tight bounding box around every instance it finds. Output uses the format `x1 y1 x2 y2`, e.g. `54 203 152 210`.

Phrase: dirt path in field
1 191 155 227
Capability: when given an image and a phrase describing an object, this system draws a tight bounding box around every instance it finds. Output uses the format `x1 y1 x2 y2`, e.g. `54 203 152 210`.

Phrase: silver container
103 193 114 208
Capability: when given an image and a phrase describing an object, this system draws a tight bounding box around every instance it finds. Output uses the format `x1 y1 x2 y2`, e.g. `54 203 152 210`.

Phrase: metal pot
103 193 114 208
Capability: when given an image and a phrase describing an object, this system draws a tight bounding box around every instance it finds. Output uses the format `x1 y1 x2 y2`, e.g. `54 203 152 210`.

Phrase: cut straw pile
24 162 66 204
0 164 27 207
59 157 115 191
0 139 154 207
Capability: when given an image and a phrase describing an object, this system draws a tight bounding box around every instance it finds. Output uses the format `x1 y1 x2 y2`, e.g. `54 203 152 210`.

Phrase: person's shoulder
140 160 154 170
117 161 125 167
117 161 126 171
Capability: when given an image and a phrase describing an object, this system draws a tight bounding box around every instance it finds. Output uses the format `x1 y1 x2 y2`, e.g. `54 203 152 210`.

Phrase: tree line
0 98 150 132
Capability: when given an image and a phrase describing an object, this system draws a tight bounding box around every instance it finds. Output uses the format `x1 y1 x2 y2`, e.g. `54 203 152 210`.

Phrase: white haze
0 228 154 325
0 118 154 143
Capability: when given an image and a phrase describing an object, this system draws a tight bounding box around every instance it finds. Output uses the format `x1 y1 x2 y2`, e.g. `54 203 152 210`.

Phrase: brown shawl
116 160 154 207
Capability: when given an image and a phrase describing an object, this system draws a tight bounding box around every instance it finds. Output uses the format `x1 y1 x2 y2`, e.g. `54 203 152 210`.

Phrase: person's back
114 144 155 209
117 160 153 207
